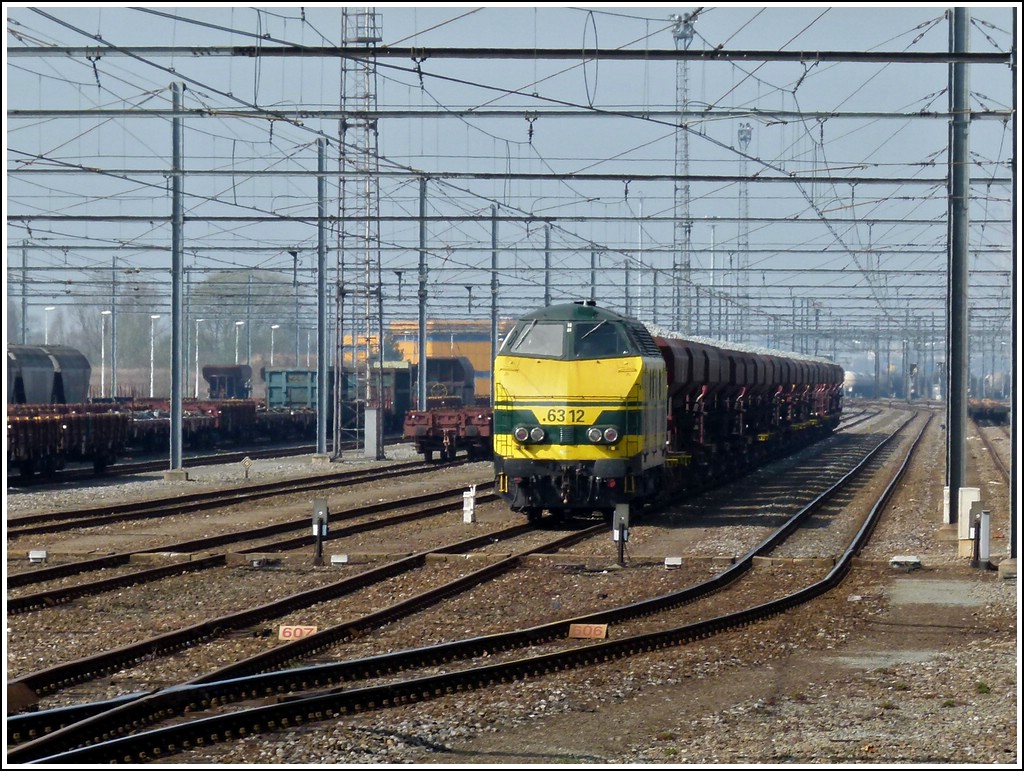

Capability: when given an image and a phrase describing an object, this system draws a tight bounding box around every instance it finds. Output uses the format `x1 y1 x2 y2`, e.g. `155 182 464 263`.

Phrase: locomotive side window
505 320 565 358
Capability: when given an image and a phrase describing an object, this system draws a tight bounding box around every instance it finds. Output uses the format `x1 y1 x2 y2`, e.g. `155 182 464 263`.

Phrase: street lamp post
149 314 161 398
44 306 55 345
234 321 245 365
270 324 280 367
194 318 205 399
100 310 112 399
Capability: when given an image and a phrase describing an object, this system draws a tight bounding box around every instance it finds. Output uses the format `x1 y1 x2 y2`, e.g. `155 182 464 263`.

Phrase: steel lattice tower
671 13 695 333
737 122 752 342
335 8 383 456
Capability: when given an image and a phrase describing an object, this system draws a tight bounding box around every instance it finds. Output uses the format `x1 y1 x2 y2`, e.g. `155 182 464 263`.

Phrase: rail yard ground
4 402 1019 765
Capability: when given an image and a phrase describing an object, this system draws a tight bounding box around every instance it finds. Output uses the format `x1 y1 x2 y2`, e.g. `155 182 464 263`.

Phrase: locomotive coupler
559 472 573 505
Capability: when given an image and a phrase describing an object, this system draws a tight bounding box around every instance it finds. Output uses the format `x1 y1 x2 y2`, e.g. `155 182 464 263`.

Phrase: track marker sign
568 623 607 639
278 625 317 640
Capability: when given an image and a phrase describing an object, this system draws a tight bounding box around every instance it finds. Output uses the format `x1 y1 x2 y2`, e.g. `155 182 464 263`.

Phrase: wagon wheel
429 382 449 398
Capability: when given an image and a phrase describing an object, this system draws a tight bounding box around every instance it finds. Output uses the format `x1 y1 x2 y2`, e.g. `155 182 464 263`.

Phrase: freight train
6 345 486 477
7 344 92 405
6 395 315 478
492 301 844 522
7 347 324 477
968 398 1010 425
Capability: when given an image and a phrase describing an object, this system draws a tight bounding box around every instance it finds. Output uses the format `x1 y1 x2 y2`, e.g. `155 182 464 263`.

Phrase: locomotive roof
518 301 635 324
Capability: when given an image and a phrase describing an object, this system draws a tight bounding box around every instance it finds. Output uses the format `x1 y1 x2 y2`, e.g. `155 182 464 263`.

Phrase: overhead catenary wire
5 6 1015 381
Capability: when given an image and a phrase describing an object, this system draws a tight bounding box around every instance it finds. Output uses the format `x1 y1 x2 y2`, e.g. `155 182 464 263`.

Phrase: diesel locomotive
492 300 844 521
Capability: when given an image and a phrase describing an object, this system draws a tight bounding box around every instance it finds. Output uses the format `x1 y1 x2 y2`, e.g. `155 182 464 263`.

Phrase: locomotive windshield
502 320 565 357
574 321 633 358
500 318 637 359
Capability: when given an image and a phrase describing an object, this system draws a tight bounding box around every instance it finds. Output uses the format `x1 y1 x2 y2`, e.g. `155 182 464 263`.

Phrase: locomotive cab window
503 320 565 358
574 321 633 359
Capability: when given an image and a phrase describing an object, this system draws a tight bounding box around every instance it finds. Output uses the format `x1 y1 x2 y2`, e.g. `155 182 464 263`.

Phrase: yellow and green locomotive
493 300 845 522
493 300 668 521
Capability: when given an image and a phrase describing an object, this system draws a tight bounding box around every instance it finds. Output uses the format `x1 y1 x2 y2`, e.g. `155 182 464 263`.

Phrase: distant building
389 319 514 399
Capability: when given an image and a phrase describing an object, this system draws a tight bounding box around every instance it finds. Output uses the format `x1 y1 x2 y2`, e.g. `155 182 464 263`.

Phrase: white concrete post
463 484 477 523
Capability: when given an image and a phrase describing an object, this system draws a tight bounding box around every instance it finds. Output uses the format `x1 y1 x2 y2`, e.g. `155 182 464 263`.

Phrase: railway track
5 435 418 490
6 410 924 763
973 419 1011 486
6 443 316 489
6 409 880 603
5 509 587 733
5 457 476 542
6 482 501 613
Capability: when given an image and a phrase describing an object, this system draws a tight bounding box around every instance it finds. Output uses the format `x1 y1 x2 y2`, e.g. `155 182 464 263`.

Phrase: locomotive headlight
513 425 530 443
529 426 546 443
587 425 620 444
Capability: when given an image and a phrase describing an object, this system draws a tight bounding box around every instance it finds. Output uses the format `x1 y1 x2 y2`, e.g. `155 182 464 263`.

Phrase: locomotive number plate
542 408 587 425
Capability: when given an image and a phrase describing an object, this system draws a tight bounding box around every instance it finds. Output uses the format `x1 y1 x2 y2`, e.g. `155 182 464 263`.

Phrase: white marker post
313 499 329 566
612 503 630 566
972 509 992 569
463 484 478 523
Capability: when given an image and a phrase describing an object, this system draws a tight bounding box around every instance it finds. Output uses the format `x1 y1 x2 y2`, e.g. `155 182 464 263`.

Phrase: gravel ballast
5 412 1019 765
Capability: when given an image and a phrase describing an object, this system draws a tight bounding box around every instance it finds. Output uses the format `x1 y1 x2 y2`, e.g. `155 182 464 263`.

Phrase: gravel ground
5 410 1020 765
